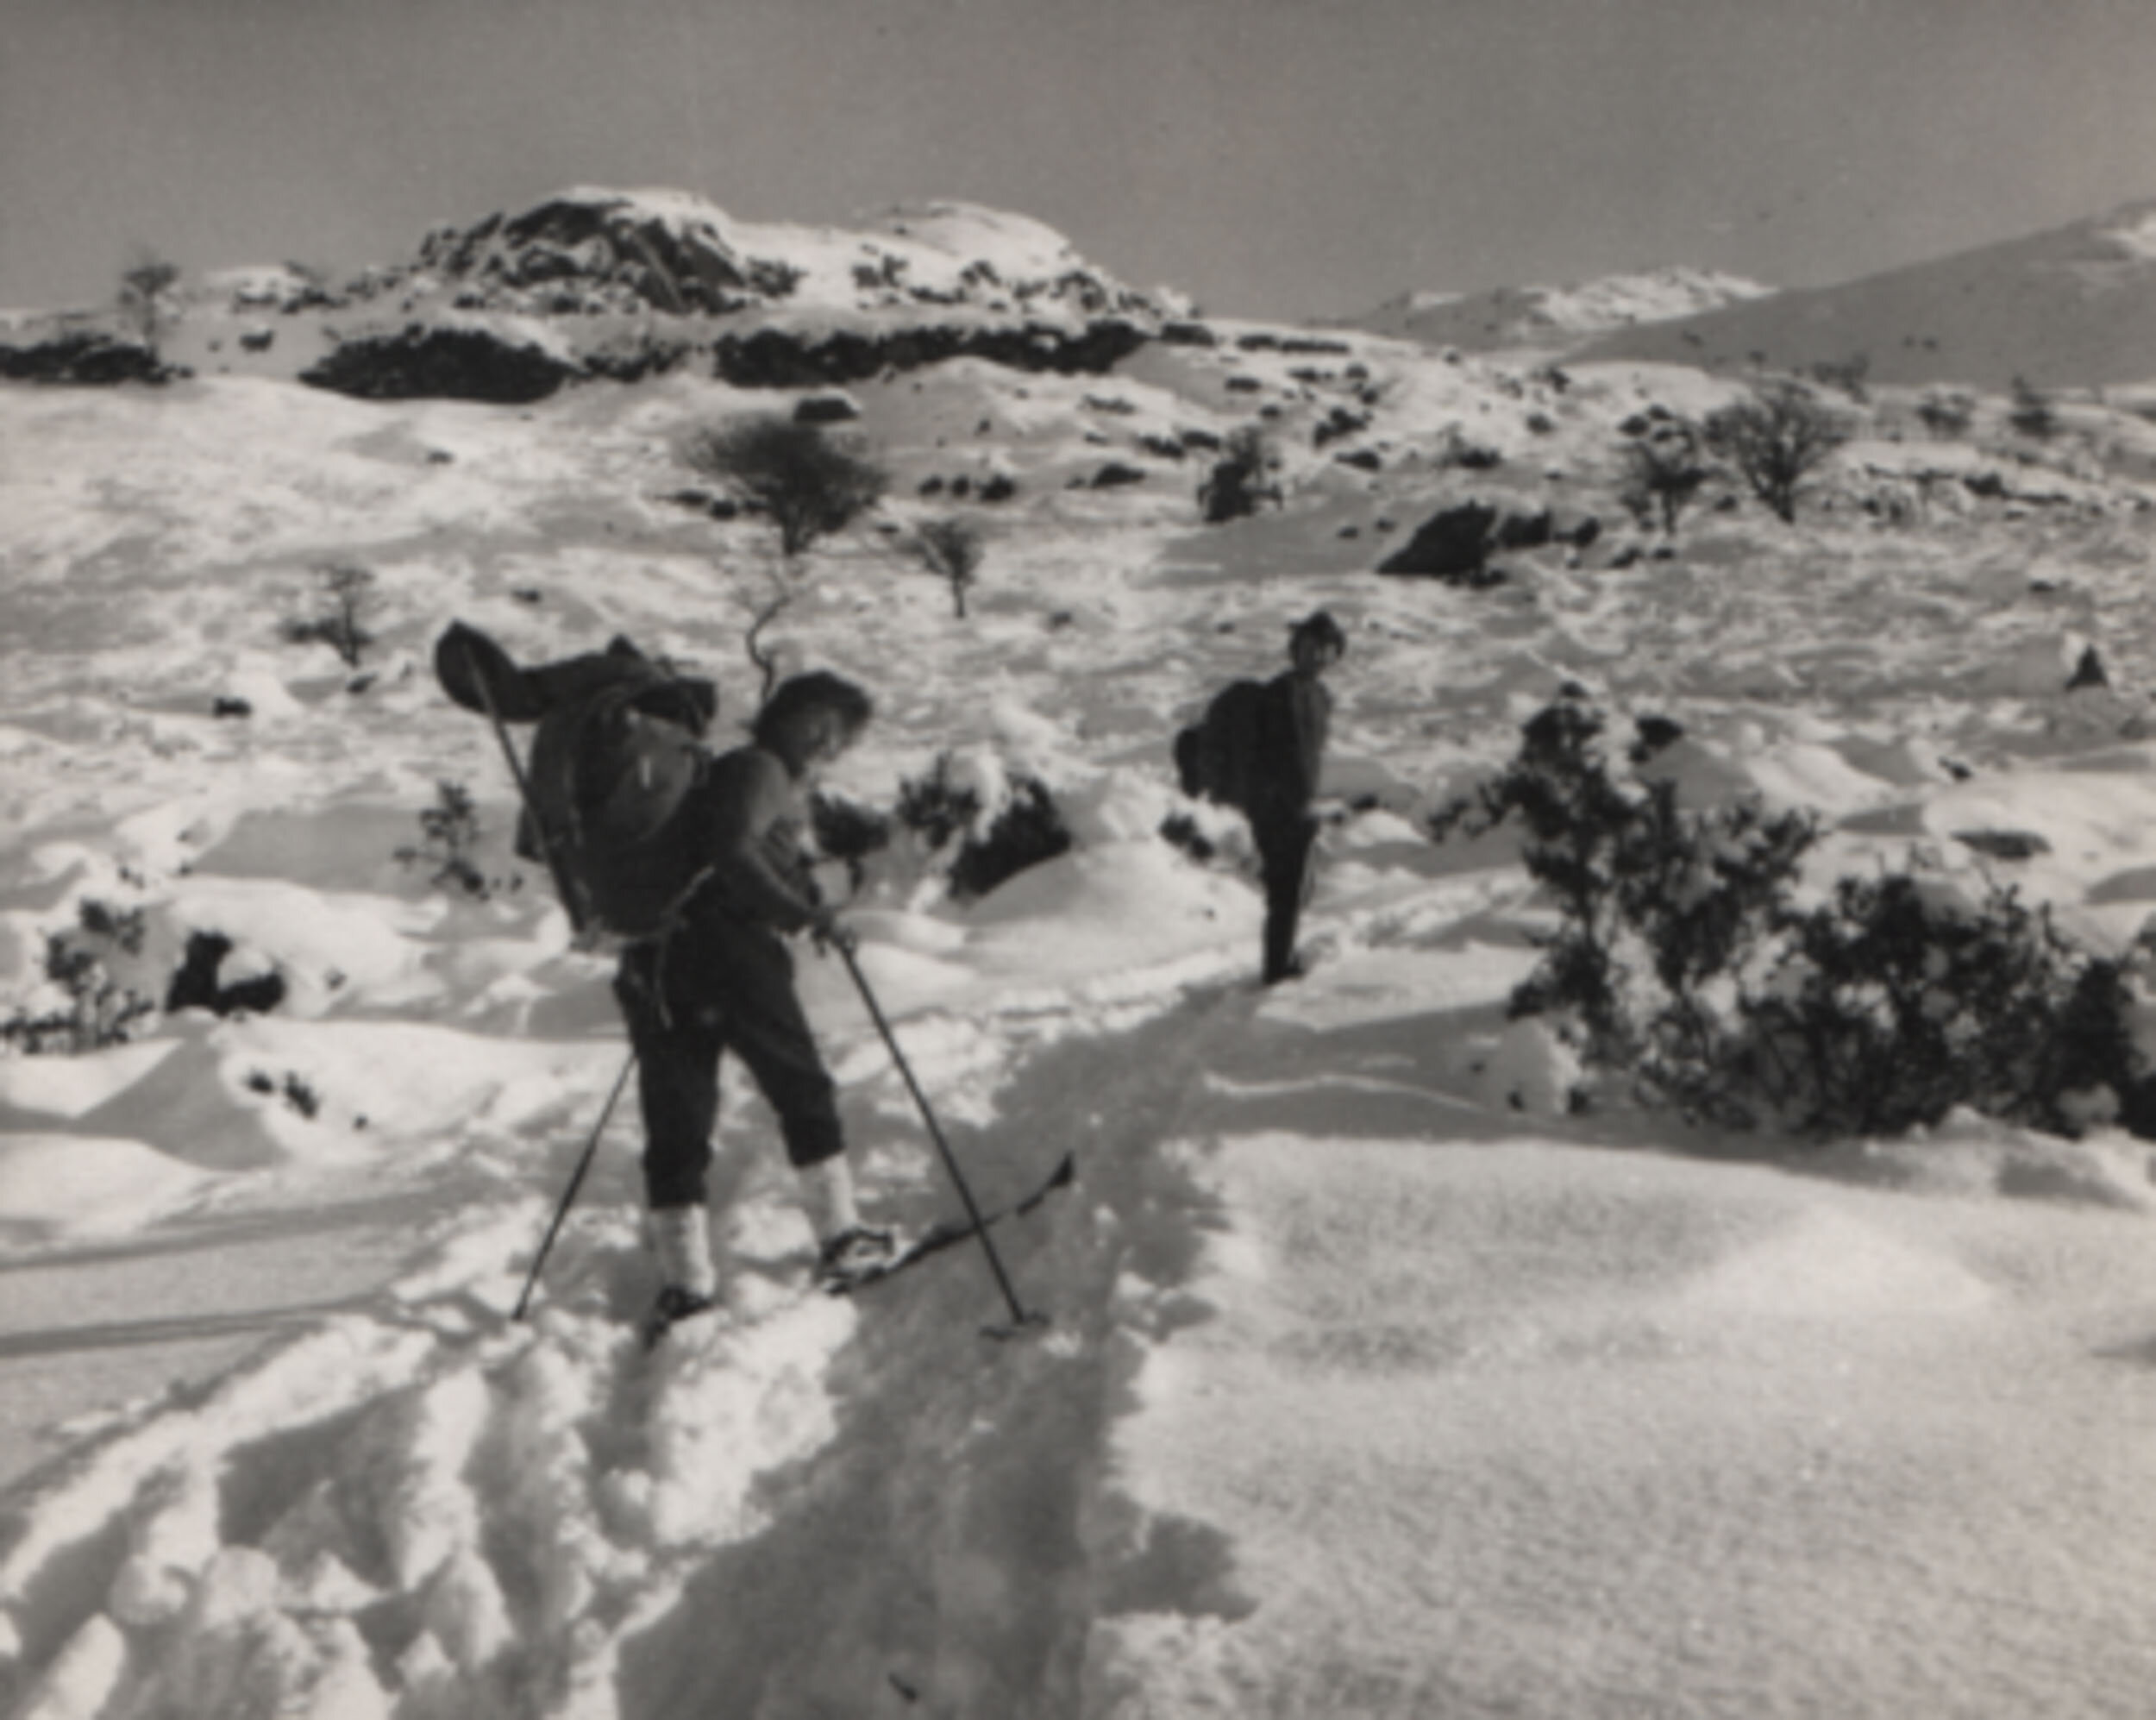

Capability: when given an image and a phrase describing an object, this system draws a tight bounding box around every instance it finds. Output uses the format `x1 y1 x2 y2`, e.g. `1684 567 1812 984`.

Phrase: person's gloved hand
808 906 857 957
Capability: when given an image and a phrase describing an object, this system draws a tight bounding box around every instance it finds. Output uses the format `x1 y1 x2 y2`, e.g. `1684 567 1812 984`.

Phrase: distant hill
3 188 1196 400
1571 198 2156 391
1342 268 1773 354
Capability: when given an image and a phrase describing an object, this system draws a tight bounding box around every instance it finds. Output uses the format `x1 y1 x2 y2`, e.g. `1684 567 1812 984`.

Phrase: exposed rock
793 391 862 424
165 932 286 1019
1629 715 1686 763
300 325 580 403
711 318 1149 387
1379 500 1600 581
2067 644 2110 690
415 193 796 315
1952 829 2053 861
0 331 181 385
1090 461 1148 488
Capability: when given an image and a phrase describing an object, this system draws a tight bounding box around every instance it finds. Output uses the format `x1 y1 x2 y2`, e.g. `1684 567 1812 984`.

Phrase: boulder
1379 499 1599 581
793 391 862 424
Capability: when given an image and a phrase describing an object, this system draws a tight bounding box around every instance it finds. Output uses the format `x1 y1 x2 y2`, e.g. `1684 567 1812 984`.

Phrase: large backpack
435 622 719 938
1174 678 1267 813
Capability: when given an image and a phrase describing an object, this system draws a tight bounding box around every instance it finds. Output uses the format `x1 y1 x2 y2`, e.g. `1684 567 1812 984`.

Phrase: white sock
796 1156 860 1244
649 1204 717 1298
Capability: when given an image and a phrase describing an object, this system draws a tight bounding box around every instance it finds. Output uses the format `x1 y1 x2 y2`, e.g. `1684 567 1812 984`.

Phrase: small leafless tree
1702 381 1847 524
118 253 181 355
282 562 377 667
681 417 887 699
915 517 985 618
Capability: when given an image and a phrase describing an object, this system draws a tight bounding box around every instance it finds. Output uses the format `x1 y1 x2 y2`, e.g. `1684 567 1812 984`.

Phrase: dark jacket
1250 670 1332 819
676 744 822 937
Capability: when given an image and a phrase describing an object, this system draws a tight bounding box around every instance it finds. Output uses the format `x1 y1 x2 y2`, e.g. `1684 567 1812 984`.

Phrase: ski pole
444 631 624 1318
513 1049 637 1321
837 942 1044 1334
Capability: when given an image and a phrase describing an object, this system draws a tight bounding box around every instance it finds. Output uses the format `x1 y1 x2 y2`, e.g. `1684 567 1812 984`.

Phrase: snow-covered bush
1448 696 2147 1141
1739 872 2141 1139
2 900 156 1055
893 750 1072 903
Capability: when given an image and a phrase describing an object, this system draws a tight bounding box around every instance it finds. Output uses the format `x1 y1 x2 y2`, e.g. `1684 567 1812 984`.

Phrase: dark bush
811 790 893 897
1196 427 1280 524
1445 696 2146 1139
1702 381 1847 524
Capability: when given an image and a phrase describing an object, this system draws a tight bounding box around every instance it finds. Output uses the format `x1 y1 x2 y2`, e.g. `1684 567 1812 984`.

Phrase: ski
638 1153 1075 1347
824 1151 1076 1298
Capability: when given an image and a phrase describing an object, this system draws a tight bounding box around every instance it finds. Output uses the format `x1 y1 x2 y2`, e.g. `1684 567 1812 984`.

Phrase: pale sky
4 0 2155 319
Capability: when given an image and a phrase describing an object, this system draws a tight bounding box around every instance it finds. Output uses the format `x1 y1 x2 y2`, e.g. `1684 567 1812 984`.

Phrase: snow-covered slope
5 197 2156 1717
1575 197 2156 390
1349 266 1773 354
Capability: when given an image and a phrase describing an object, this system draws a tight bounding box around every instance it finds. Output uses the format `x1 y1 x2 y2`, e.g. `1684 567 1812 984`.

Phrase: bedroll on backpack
1174 678 1267 813
435 622 719 938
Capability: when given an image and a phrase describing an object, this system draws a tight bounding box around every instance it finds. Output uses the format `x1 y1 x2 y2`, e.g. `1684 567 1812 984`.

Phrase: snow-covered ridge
355 186 1191 324
1518 266 1775 335
1351 266 1773 353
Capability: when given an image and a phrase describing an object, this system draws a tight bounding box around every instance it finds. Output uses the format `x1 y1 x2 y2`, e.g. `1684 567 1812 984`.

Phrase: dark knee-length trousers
1251 808 1318 982
613 925 845 1209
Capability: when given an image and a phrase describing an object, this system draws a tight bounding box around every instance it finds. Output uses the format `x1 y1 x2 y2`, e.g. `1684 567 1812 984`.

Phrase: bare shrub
283 563 376 667
1702 380 1847 524
2 901 155 1055
681 417 887 699
118 253 181 355
915 517 985 618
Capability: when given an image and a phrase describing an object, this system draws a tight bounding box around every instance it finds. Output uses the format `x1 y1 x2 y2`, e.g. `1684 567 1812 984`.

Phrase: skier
1242 610 1344 983
615 669 895 1332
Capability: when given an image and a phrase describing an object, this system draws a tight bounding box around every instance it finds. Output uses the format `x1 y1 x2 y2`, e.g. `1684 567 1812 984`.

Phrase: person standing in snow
1245 609 1344 983
1178 611 1345 983
614 669 893 1330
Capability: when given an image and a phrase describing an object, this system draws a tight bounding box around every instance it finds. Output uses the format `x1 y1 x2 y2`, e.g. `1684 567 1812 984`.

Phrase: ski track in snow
0 946 1267 1719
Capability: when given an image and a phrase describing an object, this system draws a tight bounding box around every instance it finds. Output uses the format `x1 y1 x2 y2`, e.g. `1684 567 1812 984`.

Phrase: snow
4 268 2156 1719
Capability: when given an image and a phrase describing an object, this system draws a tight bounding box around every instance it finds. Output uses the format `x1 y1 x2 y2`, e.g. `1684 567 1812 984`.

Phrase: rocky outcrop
0 331 181 385
1377 500 1601 582
411 192 800 316
711 318 1150 387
